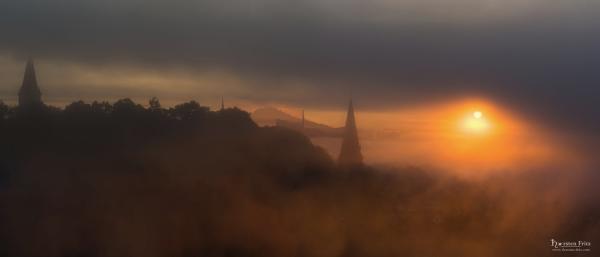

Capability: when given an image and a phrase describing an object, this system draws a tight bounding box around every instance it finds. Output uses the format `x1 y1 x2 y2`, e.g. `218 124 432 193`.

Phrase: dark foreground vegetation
0 99 597 257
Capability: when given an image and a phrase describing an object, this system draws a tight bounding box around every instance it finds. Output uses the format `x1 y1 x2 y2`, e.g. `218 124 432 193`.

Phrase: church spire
338 99 363 168
18 58 42 107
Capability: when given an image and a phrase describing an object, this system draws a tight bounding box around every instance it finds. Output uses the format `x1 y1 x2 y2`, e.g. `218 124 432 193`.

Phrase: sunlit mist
307 99 581 176
1 0 599 256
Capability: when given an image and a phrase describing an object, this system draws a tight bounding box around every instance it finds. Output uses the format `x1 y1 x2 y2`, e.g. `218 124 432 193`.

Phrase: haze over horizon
1 2 599 256
0 0 599 173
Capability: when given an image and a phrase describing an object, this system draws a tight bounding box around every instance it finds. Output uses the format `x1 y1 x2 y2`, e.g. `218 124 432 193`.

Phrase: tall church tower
18 58 43 107
338 99 363 167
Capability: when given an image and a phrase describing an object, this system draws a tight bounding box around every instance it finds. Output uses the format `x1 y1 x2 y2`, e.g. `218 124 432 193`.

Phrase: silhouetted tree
91 101 113 116
170 101 209 121
215 107 258 132
64 100 92 115
113 98 145 118
149 97 161 111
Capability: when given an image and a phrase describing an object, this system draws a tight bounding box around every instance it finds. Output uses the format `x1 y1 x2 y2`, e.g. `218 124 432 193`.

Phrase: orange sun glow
461 110 491 135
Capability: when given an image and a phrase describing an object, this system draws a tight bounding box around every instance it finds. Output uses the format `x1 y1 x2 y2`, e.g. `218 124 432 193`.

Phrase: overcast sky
0 0 599 136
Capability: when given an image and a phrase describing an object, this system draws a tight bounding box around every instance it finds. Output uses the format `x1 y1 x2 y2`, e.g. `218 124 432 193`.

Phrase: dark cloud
0 0 599 134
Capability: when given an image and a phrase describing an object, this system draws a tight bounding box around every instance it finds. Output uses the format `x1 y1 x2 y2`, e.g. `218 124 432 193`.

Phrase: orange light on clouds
306 98 582 176
425 99 582 175
438 100 525 168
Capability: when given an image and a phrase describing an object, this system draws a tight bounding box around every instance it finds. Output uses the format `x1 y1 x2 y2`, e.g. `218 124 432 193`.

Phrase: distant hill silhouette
252 107 343 137
251 107 298 126
251 107 408 140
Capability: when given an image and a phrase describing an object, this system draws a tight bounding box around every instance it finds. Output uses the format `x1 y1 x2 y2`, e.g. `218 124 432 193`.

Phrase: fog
0 100 597 257
1 0 599 255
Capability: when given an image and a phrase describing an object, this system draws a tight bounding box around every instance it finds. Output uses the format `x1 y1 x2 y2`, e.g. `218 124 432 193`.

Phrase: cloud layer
1 0 599 135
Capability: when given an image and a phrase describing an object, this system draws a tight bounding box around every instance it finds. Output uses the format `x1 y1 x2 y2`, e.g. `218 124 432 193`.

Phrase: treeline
0 97 338 191
0 98 252 125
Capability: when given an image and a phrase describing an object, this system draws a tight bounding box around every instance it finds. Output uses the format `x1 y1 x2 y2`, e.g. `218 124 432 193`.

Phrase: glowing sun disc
461 110 490 135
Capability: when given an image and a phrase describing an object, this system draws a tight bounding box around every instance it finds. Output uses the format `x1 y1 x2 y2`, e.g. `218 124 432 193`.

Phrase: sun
461 110 490 134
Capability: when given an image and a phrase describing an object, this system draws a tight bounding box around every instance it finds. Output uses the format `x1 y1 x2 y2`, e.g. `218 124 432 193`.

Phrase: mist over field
1 0 600 256
0 101 597 257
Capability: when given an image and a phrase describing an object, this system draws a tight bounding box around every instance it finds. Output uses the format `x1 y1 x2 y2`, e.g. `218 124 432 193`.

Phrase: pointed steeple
18 58 42 107
220 96 225 111
338 99 363 167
